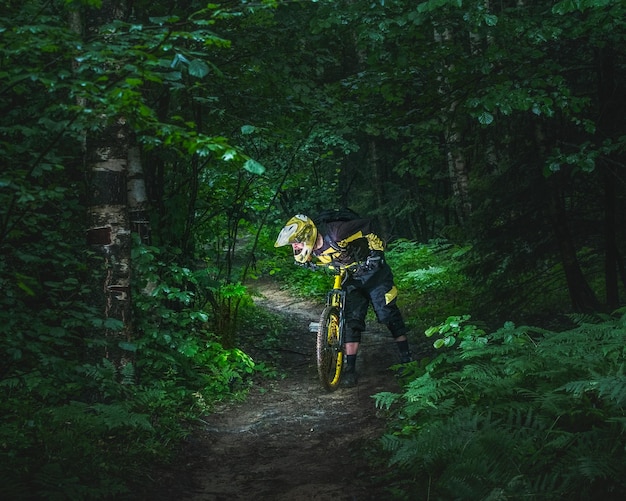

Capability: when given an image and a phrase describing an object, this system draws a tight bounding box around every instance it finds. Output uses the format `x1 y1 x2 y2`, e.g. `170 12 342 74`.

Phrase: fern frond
560 373 626 407
404 372 447 407
373 391 401 410
120 362 136 385
566 312 604 325
90 403 153 431
380 433 402 454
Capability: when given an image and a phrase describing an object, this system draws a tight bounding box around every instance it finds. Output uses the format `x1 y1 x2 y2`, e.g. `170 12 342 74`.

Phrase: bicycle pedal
308 322 320 332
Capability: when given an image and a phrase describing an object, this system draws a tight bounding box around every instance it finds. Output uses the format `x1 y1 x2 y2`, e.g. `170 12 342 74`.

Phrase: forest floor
150 278 410 501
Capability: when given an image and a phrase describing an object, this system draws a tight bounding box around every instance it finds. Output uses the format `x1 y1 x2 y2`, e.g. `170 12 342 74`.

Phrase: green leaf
124 77 143 87
104 318 125 330
222 149 237 161
425 326 438 337
163 71 182 81
149 15 180 25
243 158 265 174
188 59 210 78
443 335 456 347
484 14 498 26
118 342 137 352
478 111 494 125
190 311 209 322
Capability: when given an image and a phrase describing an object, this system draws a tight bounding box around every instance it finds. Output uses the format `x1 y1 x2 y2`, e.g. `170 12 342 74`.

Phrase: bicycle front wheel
316 306 344 391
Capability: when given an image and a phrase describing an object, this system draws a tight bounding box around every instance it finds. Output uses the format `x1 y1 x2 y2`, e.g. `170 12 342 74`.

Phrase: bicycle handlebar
296 260 362 276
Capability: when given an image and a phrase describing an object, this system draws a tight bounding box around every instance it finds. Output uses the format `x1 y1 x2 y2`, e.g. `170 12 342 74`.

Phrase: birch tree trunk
86 118 133 372
84 0 134 376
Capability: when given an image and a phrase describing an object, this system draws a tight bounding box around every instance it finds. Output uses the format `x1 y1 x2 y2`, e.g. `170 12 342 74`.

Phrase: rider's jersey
312 218 385 268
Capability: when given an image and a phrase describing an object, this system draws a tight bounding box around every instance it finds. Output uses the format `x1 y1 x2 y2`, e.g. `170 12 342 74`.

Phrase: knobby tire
316 306 343 391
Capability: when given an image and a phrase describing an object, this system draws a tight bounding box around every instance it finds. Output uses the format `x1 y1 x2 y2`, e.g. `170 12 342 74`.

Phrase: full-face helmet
274 214 318 263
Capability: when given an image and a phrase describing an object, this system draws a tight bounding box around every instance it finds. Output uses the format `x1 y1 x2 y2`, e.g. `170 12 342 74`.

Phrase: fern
379 313 626 500
561 373 626 407
373 391 401 410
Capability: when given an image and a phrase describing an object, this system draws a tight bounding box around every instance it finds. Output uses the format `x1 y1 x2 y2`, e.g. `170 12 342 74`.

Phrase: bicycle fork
309 272 346 332
326 273 346 365
312 270 348 390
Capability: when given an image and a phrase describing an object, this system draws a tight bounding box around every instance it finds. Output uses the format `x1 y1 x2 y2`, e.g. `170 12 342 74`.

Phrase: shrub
374 313 626 500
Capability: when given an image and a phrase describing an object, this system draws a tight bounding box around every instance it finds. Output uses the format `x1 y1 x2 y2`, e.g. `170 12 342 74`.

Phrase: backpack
312 208 364 257
312 208 360 226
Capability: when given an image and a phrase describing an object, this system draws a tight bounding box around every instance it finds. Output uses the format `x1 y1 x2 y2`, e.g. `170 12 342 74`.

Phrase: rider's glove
364 251 384 271
296 260 318 271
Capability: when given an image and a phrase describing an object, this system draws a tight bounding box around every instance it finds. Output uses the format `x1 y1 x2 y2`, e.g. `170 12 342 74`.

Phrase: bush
374 313 626 500
386 239 473 331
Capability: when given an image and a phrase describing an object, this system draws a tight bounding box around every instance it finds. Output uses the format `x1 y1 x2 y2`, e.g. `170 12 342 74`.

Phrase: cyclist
274 213 412 387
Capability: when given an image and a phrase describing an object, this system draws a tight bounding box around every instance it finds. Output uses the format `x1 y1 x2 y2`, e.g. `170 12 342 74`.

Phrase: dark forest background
2 1 626 499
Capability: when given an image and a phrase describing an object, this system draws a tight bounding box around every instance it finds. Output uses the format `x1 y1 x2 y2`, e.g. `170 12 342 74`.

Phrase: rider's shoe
395 353 414 378
341 366 358 387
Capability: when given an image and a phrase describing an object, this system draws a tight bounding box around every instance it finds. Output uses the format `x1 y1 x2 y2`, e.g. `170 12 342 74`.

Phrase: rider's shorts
343 262 407 343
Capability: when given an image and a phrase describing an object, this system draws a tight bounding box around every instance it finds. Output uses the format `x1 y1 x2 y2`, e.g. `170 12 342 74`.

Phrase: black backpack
312 208 360 226
312 208 365 257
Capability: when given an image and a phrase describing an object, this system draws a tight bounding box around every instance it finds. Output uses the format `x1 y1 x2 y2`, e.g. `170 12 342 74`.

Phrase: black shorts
343 263 406 343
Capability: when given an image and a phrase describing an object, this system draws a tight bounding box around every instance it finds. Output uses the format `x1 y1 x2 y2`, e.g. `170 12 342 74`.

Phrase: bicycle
313 267 348 391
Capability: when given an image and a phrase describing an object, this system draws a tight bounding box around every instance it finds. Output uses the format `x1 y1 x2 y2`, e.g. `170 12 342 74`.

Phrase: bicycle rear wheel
316 306 343 391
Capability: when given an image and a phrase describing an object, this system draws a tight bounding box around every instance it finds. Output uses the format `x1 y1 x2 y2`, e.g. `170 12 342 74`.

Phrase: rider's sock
345 354 357 371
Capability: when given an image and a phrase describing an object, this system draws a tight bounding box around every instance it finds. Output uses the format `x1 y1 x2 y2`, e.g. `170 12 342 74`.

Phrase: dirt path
157 280 405 501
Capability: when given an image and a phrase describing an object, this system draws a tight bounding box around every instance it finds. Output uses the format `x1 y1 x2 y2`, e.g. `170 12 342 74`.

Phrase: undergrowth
373 313 626 500
0 241 273 500
385 239 472 332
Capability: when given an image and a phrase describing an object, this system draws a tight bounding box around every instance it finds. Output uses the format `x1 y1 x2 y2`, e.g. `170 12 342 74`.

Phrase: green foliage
374 314 626 500
3 0 626 498
279 264 335 300
0 2 276 495
132 240 257 390
0 236 264 499
425 314 486 349
386 240 472 330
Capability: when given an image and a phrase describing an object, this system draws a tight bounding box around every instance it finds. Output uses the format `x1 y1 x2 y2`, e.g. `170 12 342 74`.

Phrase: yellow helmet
274 214 318 263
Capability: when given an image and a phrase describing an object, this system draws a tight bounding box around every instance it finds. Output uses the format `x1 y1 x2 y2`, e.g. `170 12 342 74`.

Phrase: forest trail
154 279 406 501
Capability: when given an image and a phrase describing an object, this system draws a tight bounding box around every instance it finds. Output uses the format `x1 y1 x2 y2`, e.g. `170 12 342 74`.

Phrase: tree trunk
86 118 133 372
603 167 619 310
434 26 471 225
84 0 133 376
596 47 625 310
548 180 602 313
368 139 390 238
445 136 471 224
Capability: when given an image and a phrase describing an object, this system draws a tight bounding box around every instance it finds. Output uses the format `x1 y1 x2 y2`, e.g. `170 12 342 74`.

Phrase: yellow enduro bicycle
314 268 348 391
